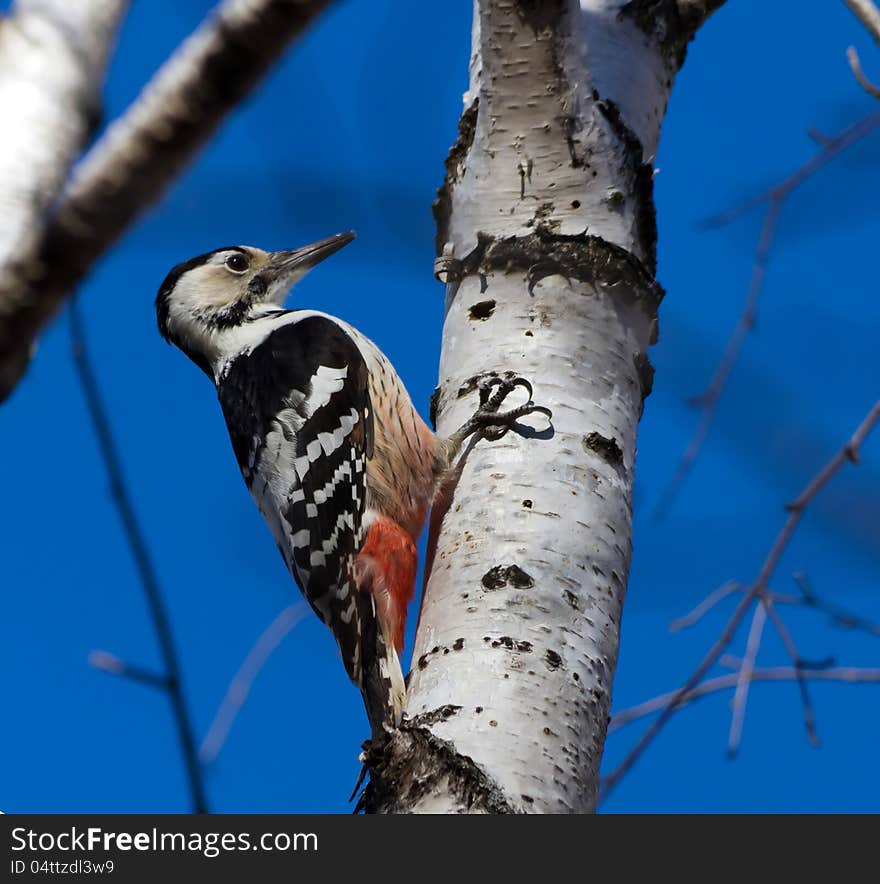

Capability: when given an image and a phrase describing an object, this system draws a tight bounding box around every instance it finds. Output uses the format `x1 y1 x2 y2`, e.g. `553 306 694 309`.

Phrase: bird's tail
356 590 406 740
350 516 416 738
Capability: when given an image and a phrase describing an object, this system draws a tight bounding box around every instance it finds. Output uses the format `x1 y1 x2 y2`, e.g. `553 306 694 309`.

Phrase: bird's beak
263 231 356 305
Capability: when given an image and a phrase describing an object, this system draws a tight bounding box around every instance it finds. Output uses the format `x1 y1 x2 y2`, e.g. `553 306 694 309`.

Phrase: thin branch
70 298 207 814
200 602 309 765
0 0 334 402
88 650 169 690
842 0 880 45
760 596 820 745
670 580 740 632
727 602 767 757
608 666 880 733
791 571 880 637
654 110 880 517
806 126 833 147
676 582 826 744
601 401 880 800
847 46 880 99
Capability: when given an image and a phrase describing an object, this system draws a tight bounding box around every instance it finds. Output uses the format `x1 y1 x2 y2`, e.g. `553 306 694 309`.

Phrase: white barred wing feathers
216 315 374 685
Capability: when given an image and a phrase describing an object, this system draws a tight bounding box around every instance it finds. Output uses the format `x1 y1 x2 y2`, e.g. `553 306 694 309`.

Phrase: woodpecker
155 231 550 736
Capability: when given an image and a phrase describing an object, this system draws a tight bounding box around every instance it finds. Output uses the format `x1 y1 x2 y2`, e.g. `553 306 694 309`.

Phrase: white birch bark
0 0 332 402
364 0 725 814
0 1 127 263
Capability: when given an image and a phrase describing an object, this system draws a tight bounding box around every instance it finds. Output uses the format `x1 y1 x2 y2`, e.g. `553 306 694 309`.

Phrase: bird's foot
457 376 552 442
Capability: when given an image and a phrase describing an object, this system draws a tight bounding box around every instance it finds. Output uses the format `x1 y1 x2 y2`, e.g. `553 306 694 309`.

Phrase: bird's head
155 231 355 375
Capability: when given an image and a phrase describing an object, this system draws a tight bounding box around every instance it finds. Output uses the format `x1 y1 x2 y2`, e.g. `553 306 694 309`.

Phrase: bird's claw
470 376 552 440
478 375 533 411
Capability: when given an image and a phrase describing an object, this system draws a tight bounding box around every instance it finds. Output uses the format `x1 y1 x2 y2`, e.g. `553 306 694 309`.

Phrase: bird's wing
218 314 375 684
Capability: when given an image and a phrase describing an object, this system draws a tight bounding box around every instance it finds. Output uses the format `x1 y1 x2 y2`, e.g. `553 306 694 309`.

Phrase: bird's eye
225 253 249 273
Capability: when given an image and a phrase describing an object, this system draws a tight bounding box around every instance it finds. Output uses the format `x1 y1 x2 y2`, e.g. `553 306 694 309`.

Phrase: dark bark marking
514 0 567 32
360 723 522 814
482 565 535 590
410 704 462 727
633 351 655 416
594 94 658 272
468 299 496 321
417 644 451 671
583 432 624 468
456 230 664 319
429 385 440 430
545 649 563 670
618 0 708 66
491 636 533 653
433 98 479 253
563 114 586 168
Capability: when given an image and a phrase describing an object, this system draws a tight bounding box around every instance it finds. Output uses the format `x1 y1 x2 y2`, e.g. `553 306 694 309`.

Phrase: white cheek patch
174 266 247 310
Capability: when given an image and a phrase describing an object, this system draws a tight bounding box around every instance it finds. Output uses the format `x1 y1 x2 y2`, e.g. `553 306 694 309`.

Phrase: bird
155 231 550 737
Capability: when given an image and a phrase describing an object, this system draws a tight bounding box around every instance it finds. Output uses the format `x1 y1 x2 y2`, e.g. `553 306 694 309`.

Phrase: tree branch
0 1 129 259
88 650 170 690
669 580 740 631
0 0 128 400
847 46 880 99
199 603 308 765
760 596 821 745
608 666 880 732
727 602 767 757
0 0 334 401
788 571 880 637
842 0 880 45
70 298 208 813
654 110 880 516
601 400 880 800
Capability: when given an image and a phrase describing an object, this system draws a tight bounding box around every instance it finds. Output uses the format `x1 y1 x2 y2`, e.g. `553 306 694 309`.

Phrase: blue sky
1 0 878 813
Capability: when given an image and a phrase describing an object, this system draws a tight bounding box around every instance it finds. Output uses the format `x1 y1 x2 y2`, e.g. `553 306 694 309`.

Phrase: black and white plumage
217 316 375 684
155 232 551 737
156 234 417 735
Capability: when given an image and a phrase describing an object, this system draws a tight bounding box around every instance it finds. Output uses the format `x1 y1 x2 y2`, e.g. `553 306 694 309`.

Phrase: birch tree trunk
365 0 724 814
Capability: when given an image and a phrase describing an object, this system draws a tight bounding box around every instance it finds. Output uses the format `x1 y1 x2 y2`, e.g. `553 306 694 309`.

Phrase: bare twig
70 298 207 813
760 597 820 745
675 582 825 744
670 580 740 632
0 0 334 401
791 572 880 637
608 666 880 733
843 0 880 45
601 401 880 800
847 46 880 99
727 602 767 757
200 603 309 765
88 650 169 690
654 110 880 517
806 126 833 147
